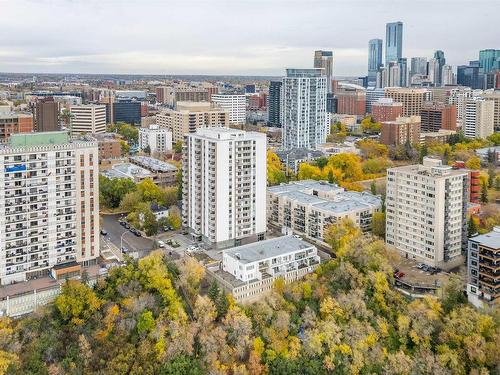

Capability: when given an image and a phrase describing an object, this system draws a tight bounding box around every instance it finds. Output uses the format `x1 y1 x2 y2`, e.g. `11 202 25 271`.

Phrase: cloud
0 0 497 75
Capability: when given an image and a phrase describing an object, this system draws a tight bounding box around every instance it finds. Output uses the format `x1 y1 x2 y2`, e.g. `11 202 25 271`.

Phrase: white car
158 240 166 248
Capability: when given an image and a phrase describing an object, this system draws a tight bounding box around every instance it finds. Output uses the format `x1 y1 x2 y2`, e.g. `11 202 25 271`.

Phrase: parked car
416 263 425 269
121 247 129 254
124 223 130 229
100 229 108 236
158 240 166 248
394 271 405 279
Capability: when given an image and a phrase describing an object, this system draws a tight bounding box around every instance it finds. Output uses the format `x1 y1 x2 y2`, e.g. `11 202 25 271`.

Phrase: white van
158 240 166 248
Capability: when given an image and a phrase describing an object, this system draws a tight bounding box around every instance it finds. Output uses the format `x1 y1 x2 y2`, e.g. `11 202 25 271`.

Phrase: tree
371 212 386 238
54 280 102 325
468 215 479 237
487 168 496 188
357 139 389 159
419 144 428 163
480 180 489 204
119 190 142 212
159 356 206 375
267 150 287 185
120 140 130 155
441 275 467 313
143 145 151 155
167 206 182 230
324 218 361 254
494 175 500 191
487 133 500 145
173 140 183 154
137 309 155 335
178 257 205 302
99 175 137 208
370 180 377 195
328 153 364 181
465 156 481 170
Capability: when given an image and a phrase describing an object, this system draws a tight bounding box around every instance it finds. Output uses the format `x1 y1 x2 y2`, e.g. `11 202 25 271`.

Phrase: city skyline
1 0 498 76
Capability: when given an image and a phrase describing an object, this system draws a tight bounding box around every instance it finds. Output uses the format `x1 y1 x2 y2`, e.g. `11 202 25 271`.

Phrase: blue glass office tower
106 99 141 125
385 22 403 66
267 81 282 127
479 49 500 73
433 50 446 85
368 39 383 86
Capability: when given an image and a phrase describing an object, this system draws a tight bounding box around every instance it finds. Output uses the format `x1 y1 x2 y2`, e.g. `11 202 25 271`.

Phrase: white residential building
385 157 469 270
281 69 328 150
464 98 495 139
139 124 173 153
0 131 100 285
213 236 320 302
182 127 267 248
480 90 500 132
211 94 246 125
268 180 381 247
448 87 474 128
69 104 106 134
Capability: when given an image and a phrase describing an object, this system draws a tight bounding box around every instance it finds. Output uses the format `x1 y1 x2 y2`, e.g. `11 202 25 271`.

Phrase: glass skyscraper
368 39 383 86
479 49 500 73
385 21 403 66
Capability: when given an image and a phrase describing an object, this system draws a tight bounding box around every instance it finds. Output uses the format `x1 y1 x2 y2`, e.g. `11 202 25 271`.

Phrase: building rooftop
470 227 500 249
129 156 178 172
0 111 32 119
101 163 152 180
224 236 314 264
389 157 469 178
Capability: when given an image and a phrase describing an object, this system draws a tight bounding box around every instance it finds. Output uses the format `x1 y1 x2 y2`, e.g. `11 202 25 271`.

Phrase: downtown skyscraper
313 50 334 93
368 39 383 86
281 69 327 150
385 21 403 66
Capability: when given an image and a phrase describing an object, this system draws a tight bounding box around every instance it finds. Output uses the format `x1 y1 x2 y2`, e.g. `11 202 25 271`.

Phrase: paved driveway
101 214 155 257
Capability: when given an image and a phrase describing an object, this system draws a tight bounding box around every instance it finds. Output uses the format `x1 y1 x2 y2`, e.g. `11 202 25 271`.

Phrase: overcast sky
0 0 498 76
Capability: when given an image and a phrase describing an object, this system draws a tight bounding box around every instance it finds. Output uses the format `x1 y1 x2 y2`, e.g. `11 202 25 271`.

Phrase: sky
0 0 498 76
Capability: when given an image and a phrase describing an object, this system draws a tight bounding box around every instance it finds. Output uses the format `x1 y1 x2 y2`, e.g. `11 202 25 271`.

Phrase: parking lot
391 257 462 289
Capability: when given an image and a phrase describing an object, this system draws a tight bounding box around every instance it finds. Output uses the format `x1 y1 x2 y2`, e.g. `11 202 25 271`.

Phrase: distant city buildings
182 128 267 248
70 104 106 134
371 98 403 122
385 87 427 117
139 124 173 153
281 69 328 150
267 180 381 248
314 50 334 93
211 94 246 125
335 83 366 116
368 39 383 86
478 49 500 74
34 97 59 132
386 157 468 270
0 132 100 285
267 81 282 127
420 102 457 132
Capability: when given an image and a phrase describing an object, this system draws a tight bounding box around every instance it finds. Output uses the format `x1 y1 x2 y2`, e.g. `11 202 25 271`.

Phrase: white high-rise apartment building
448 87 474 128
386 157 468 270
281 69 327 150
0 132 100 285
182 127 266 248
464 98 494 139
480 90 500 132
441 65 455 86
70 104 106 134
211 94 246 125
139 125 173 153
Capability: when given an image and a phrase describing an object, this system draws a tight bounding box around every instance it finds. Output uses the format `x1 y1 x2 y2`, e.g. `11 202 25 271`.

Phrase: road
101 214 155 258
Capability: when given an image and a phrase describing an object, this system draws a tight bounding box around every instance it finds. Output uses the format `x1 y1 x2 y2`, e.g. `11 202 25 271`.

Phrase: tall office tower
139 125 173 153
182 127 267 248
35 97 59 132
427 58 441 86
368 39 383 86
457 62 482 89
410 57 428 76
467 227 500 308
479 49 500 73
464 98 495 139
420 102 457 132
442 65 455 86
385 87 427 116
387 61 401 87
0 131 100 285
385 21 403 66
433 50 446 85
380 116 421 146
211 94 246 125
448 87 473 128
365 87 385 113
70 104 106 134
481 90 500 132
156 86 169 104
281 69 327 149
268 81 282 127
377 66 389 88
0 111 33 140
156 102 229 143
108 99 141 124
398 58 408 87
314 50 334 93
386 157 468 270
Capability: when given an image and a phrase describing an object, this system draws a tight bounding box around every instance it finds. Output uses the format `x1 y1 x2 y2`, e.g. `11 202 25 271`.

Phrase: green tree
371 211 386 238
54 280 102 325
137 309 155 335
159 356 206 375
480 180 489 203
468 216 479 237
419 144 428 163
173 140 183 154
370 180 377 195
207 280 220 302
120 140 130 155
487 168 496 188
441 275 467 313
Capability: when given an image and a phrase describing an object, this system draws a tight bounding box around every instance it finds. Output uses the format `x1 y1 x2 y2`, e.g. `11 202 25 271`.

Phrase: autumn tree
371 212 386 238
55 280 102 325
267 150 287 185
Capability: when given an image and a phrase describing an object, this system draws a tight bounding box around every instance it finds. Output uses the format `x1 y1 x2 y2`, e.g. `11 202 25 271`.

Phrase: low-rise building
0 111 33 140
139 125 173 153
94 133 122 162
420 129 456 145
274 148 324 174
380 116 421 146
209 236 320 302
467 227 500 308
475 146 500 165
268 180 381 247
317 142 359 156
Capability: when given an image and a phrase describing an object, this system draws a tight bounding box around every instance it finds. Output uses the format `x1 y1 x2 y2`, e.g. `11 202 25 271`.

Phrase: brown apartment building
336 85 366 116
35 97 60 132
385 88 428 117
0 112 33 140
371 98 403 122
94 133 122 162
380 116 421 146
420 102 457 132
